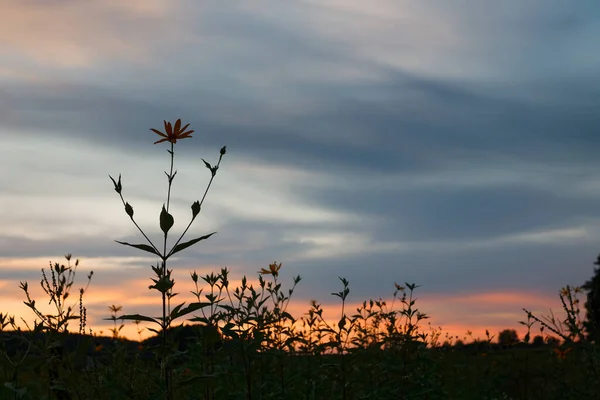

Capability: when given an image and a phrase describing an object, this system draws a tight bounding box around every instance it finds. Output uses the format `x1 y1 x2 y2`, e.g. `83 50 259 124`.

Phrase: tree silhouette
498 329 519 347
532 335 544 347
545 336 560 346
582 254 600 342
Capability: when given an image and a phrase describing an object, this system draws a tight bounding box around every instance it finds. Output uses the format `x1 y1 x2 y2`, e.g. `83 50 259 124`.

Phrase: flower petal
150 128 167 138
179 123 190 133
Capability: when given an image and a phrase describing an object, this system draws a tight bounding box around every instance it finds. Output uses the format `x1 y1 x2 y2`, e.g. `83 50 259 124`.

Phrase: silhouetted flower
151 119 194 144
258 261 282 277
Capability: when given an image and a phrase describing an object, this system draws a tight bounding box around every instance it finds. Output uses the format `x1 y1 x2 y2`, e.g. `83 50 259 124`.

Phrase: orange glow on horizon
0 259 575 344
0 288 562 345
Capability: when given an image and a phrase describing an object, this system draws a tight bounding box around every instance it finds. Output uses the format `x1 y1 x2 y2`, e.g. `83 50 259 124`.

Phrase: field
0 258 598 400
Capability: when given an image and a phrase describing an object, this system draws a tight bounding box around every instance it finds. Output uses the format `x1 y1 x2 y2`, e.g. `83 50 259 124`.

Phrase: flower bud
125 202 134 218
160 204 174 234
109 174 122 194
191 201 201 218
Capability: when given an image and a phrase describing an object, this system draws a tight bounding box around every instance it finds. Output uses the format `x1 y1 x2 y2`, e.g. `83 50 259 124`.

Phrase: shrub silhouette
532 335 545 347
583 254 600 342
498 329 519 347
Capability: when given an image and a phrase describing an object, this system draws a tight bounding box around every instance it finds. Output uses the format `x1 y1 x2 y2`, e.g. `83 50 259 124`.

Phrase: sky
1 0 600 342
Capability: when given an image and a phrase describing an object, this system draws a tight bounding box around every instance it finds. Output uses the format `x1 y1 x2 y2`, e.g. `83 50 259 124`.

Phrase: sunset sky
1 0 600 341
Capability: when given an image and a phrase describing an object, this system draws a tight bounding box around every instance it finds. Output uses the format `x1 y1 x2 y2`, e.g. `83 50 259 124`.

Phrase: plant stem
166 142 174 213
169 152 225 253
162 141 175 400
117 193 161 255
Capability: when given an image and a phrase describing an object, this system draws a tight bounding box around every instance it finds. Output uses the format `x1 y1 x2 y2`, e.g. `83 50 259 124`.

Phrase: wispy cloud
1 0 599 340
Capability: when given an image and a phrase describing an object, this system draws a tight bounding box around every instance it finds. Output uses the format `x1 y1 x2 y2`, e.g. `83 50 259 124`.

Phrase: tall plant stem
169 151 225 254
163 142 175 314
166 141 175 213
162 141 175 400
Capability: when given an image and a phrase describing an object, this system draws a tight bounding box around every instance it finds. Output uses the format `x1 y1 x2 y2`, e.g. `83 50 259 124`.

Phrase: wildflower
553 347 572 360
151 119 194 144
258 261 282 277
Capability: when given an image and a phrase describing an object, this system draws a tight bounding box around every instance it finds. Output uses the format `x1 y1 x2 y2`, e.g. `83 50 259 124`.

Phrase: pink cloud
0 0 175 67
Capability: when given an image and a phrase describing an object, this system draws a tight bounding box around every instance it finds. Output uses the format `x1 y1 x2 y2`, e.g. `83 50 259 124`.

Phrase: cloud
1 0 599 340
0 0 174 67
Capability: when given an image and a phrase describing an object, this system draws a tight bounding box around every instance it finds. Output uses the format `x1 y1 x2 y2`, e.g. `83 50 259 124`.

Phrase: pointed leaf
170 302 186 320
189 316 210 325
104 314 162 326
168 232 216 257
115 241 160 256
148 327 161 335
174 302 211 320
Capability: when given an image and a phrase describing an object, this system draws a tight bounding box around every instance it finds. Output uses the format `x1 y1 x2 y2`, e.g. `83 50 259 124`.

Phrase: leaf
147 327 161 335
160 204 174 234
188 316 210 325
281 311 294 321
170 302 186 320
168 232 216 257
173 302 211 320
115 241 160 256
106 314 162 326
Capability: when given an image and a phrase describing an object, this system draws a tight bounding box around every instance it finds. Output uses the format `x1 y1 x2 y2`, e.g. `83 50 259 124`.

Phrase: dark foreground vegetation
0 256 599 400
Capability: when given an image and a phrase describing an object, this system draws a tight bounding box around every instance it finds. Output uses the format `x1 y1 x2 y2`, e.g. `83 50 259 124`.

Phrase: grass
1 119 598 399
1 261 598 399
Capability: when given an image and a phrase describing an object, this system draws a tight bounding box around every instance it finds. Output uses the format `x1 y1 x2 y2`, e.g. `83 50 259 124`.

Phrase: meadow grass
2 258 599 399
1 120 598 399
